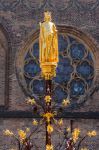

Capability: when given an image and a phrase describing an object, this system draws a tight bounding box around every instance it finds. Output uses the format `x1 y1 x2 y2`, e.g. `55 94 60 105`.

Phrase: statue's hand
39 22 41 26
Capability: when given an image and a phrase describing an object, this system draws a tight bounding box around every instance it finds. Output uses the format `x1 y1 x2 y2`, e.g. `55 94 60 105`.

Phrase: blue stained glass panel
53 86 67 103
70 43 86 60
68 36 77 43
32 42 39 59
24 60 40 77
77 61 94 79
25 51 31 60
86 52 93 61
54 74 71 84
57 65 73 75
70 79 85 97
55 57 73 84
59 57 71 65
32 80 45 95
58 35 68 52
86 79 93 87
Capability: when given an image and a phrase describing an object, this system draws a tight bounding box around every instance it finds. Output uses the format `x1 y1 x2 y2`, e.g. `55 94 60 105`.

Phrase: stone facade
0 0 99 149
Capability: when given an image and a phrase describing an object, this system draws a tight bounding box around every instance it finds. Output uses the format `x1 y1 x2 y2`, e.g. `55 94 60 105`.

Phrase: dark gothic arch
0 23 11 109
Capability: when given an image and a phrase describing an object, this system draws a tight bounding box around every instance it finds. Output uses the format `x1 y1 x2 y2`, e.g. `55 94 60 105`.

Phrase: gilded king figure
39 11 59 79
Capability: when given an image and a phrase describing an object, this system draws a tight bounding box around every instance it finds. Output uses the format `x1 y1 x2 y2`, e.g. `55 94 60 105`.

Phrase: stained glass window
23 34 94 109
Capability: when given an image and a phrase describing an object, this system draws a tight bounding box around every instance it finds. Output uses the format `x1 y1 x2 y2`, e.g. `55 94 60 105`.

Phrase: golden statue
39 11 59 79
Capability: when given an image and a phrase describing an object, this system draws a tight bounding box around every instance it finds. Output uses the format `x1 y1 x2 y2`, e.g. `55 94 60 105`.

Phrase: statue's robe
39 21 58 63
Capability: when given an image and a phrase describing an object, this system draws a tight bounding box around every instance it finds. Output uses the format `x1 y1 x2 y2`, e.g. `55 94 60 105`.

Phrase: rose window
23 33 94 109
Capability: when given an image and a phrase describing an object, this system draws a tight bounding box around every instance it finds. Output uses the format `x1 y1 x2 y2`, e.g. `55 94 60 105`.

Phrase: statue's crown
44 11 51 17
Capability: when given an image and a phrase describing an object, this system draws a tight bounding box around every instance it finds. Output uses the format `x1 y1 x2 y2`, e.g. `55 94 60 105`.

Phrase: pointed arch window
0 24 10 109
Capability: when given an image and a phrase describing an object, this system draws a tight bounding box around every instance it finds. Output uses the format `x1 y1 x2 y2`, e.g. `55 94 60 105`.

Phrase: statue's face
44 12 51 22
